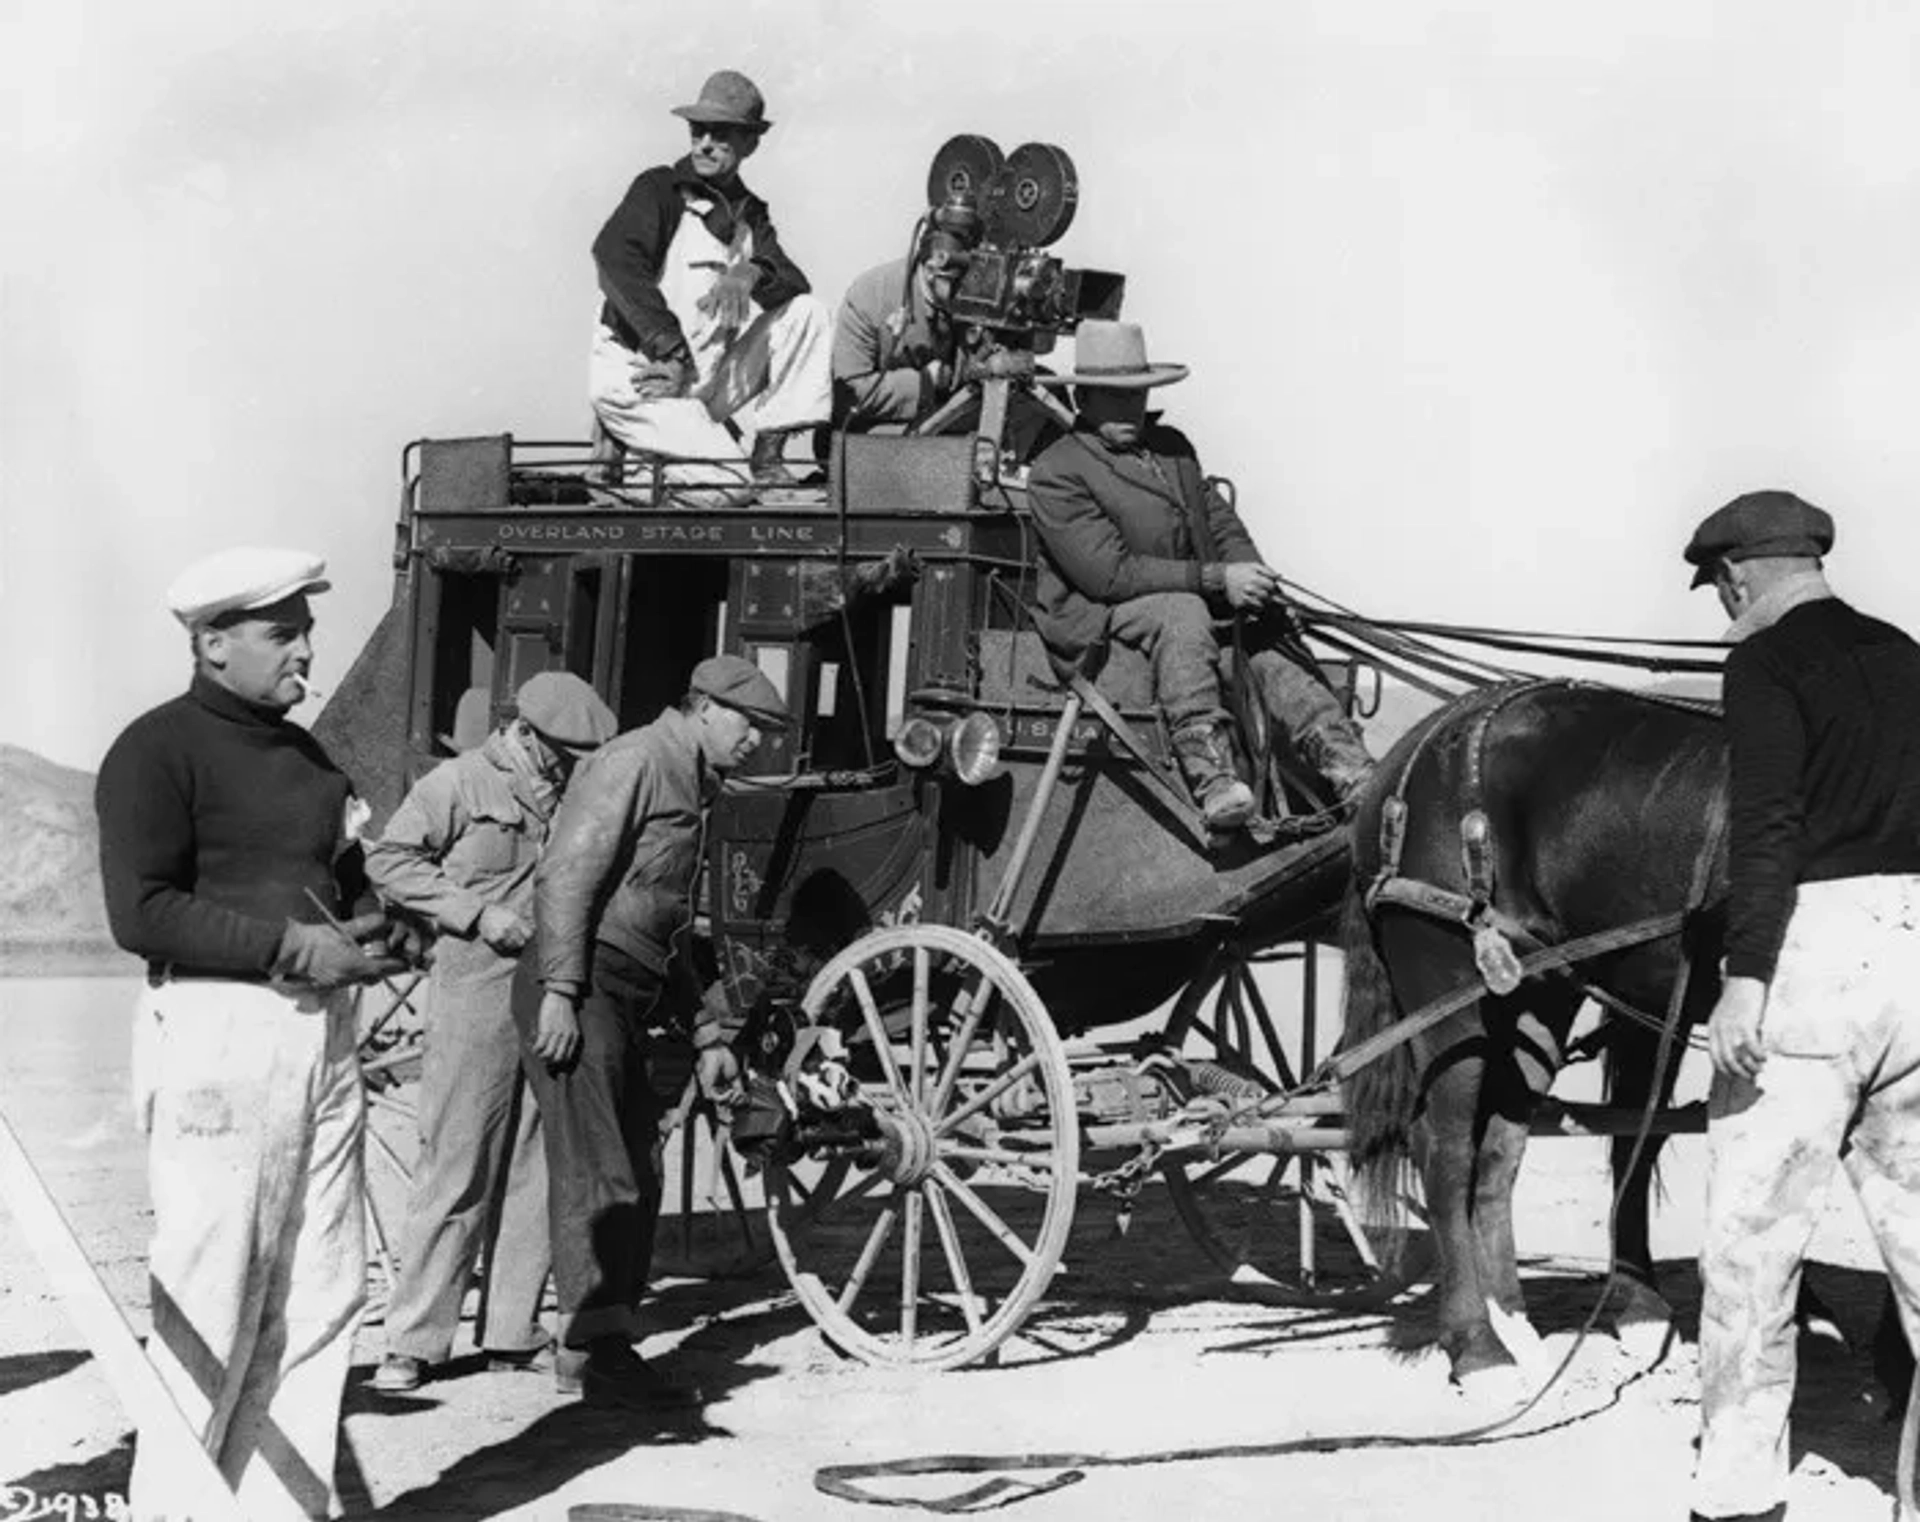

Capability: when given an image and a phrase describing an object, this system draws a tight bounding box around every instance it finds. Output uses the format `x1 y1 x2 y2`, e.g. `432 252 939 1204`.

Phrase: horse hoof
1486 1300 1548 1376
1454 1361 1530 1411
1614 1314 1674 1365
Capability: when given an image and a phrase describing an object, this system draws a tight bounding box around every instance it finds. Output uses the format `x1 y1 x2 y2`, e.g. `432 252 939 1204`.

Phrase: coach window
425 570 500 752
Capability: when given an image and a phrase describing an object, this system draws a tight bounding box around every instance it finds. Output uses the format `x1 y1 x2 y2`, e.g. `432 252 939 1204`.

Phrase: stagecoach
320 360 1439 1372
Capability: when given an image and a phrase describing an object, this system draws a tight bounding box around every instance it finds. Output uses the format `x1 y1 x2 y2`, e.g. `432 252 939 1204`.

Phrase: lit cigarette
293 674 325 702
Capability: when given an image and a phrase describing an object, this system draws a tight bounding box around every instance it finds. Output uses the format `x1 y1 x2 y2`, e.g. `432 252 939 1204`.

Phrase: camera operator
831 221 978 432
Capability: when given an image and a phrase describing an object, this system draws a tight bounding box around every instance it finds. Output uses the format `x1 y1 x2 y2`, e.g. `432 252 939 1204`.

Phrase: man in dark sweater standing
96 547 414 1521
1685 492 1920 1522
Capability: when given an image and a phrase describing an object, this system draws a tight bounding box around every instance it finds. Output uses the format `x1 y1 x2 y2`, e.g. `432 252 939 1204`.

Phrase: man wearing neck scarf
363 672 615 1395
589 68 833 491
1685 490 1920 1522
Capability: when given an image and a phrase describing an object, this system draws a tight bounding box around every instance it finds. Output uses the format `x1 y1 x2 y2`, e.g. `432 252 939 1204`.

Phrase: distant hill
0 745 128 973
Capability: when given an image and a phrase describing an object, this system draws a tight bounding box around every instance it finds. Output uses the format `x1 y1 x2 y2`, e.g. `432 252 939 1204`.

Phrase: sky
7 0 1920 771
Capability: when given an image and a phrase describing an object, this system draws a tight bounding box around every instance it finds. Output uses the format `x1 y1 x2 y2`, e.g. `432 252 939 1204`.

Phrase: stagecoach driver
518 654 789 1407
96 548 419 1520
1685 491 1920 1522
365 672 616 1395
589 68 833 488
1026 320 1375 831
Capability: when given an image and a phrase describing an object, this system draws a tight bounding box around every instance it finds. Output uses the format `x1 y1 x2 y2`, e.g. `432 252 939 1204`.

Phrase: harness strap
1067 673 1210 844
1309 908 1688 1091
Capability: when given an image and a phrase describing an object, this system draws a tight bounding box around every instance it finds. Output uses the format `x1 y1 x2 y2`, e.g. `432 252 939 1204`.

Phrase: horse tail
1339 882 1419 1230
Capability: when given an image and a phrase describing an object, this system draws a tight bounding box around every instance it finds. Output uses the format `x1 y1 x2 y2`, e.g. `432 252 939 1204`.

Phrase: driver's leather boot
1172 720 1256 831
1295 713 1376 806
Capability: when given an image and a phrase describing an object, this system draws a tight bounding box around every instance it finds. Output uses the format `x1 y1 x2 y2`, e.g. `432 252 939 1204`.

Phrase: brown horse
1341 679 1728 1386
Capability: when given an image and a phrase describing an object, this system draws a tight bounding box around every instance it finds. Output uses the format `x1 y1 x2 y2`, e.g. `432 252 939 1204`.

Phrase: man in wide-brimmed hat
1681 490 1920 1522
1026 320 1374 831
589 69 832 491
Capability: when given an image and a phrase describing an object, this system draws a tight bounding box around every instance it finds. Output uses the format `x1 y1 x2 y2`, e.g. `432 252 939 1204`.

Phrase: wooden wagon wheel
768 924 1079 1369
1158 939 1427 1309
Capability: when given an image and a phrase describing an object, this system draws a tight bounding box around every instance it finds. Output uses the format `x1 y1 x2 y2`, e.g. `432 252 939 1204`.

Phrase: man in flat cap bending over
1027 319 1374 833
96 547 419 1520
518 654 789 1407
1685 491 1920 1522
590 68 833 492
366 672 616 1395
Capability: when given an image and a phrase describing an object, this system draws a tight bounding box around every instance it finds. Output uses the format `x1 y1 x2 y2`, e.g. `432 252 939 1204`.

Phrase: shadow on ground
1370 1255 1908 1502
0 1349 91 1396
368 1335 781 1517
7 1433 134 1504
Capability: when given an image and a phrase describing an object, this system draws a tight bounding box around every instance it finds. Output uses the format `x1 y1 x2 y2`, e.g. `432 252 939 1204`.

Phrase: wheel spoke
717 1145 756 1255
836 1202 900 1314
677 1110 697 1259
910 946 931 1107
934 1049 1043 1139
931 1161 1037 1268
849 968 909 1099
928 973 994 1118
925 1179 983 1337
900 1190 923 1348
1296 1155 1316 1283
803 1162 886 1216
1323 1175 1384 1272
1225 976 1252 1066
1242 975 1299 1089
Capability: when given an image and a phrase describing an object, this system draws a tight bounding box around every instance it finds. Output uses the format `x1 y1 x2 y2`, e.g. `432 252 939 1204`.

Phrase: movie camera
921 135 1125 344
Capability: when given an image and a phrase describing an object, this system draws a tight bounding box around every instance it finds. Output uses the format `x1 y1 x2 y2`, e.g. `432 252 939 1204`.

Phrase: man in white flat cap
365 672 616 1395
589 67 834 493
96 547 420 1521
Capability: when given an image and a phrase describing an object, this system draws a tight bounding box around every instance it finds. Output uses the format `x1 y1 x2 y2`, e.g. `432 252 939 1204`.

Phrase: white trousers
1694 875 1920 1518
587 293 833 481
128 979 366 1522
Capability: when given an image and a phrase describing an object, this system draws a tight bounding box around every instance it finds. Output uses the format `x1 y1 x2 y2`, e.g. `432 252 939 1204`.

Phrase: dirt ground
2 975 1911 1521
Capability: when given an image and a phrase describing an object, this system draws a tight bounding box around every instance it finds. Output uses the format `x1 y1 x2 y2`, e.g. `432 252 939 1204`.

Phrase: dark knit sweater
592 156 811 362
1725 596 1920 979
95 673 362 975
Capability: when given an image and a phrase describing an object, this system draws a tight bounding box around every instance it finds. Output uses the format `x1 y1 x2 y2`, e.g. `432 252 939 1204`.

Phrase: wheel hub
874 1106 939 1186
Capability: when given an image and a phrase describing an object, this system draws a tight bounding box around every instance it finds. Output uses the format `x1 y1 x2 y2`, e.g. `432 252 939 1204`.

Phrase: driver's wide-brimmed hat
1034 320 1189 390
671 70 771 133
